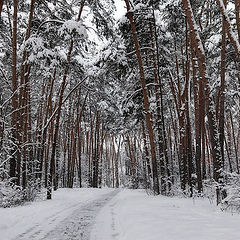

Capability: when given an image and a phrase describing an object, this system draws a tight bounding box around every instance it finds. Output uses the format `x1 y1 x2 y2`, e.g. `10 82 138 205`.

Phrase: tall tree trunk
182 0 223 203
184 25 194 195
217 0 227 170
20 0 35 189
10 0 19 184
149 21 166 194
47 0 86 199
124 0 159 195
141 120 152 188
92 111 100 188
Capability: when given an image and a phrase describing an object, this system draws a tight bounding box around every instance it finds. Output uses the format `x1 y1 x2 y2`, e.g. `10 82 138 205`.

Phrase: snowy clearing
0 188 117 240
91 189 240 240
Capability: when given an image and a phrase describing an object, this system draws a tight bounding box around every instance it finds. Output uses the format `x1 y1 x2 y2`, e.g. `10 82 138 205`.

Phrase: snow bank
91 189 240 240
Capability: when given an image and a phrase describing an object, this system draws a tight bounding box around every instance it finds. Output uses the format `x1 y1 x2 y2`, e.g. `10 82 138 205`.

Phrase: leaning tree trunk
215 0 240 63
182 0 223 204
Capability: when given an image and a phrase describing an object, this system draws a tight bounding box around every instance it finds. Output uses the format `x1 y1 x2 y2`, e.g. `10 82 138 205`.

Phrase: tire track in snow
15 189 120 240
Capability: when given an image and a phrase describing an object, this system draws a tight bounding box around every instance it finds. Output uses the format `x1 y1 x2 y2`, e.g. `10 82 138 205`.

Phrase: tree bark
10 0 19 183
217 0 227 170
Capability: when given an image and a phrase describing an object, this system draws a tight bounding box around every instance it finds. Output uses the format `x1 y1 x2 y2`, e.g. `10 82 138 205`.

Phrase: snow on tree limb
216 0 240 63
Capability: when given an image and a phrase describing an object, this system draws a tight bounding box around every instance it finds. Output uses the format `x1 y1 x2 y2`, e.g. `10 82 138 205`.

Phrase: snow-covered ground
1 188 240 240
91 189 240 240
0 188 117 240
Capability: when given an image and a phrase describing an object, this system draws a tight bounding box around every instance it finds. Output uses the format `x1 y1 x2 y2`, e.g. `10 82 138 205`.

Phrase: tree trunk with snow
124 0 159 195
182 0 223 203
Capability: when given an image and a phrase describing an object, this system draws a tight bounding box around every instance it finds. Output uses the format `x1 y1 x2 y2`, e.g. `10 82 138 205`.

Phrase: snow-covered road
0 188 118 240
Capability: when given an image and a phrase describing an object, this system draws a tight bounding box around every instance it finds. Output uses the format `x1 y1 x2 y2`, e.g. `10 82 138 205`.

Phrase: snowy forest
0 0 240 214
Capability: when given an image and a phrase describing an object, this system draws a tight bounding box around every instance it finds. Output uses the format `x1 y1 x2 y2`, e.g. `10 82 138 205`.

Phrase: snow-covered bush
220 172 240 212
202 173 240 211
22 179 41 202
168 182 198 198
0 180 41 208
202 179 218 204
0 180 25 207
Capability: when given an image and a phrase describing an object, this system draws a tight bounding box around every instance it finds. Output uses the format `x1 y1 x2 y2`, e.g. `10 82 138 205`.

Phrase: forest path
16 189 119 240
0 188 118 240
47 189 119 240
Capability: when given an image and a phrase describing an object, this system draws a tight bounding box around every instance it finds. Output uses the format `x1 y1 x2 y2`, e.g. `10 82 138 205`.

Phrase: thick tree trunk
191 40 203 186
10 0 19 183
141 120 152 188
149 22 166 194
184 29 194 195
20 0 35 189
92 111 100 188
217 0 227 169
